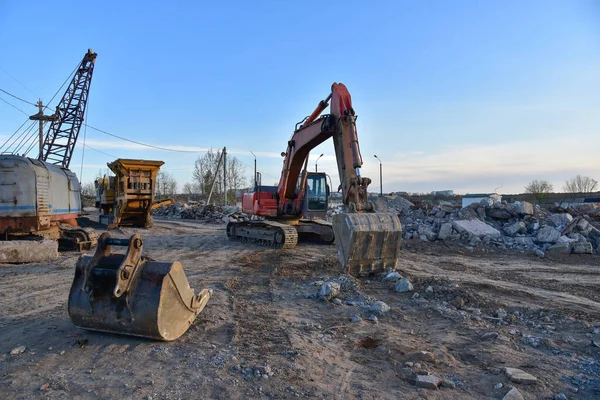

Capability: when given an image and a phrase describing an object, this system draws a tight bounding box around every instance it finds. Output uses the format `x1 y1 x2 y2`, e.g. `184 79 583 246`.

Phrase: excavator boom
230 83 402 276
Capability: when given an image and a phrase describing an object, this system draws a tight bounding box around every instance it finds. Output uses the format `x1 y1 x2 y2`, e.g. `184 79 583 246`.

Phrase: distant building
462 193 502 208
431 190 454 196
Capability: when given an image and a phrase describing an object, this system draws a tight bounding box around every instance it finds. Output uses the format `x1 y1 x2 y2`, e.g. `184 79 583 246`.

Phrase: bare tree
182 183 198 195
563 175 598 193
192 148 223 198
156 171 177 199
226 157 247 201
524 179 554 204
81 182 95 197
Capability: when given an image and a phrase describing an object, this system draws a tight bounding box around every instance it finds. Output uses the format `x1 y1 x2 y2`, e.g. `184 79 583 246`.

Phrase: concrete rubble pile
375 195 600 256
152 201 249 224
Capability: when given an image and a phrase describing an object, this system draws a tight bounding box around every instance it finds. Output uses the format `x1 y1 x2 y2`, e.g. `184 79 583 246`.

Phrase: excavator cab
301 172 329 218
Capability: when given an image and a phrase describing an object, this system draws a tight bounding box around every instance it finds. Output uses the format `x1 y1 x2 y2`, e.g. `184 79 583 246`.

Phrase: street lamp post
250 151 257 188
315 153 324 172
374 155 382 196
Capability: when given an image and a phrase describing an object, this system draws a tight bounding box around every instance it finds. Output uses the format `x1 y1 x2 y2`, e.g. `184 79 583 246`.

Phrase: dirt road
1 218 599 399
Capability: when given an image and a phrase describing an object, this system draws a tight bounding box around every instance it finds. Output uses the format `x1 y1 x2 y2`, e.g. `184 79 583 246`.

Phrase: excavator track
226 220 298 249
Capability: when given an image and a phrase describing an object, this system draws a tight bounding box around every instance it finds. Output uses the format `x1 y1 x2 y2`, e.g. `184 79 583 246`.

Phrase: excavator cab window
305 174 328 211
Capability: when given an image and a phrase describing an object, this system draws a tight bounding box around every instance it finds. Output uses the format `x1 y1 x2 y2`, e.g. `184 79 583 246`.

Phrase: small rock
395 278 414 293
332 298 342 305
504 367 537 385
502 387 524 400
535 249 545 258
425 286 433 293
350 315 362 323
414 363 422 369
481 332 499 341
40 383 49 391
384 271 401 281
404 362 414 367
412 292 420 300
441 379 456 388
367 314 378 323
318 282 341 301
494 383 503 389
10 346 26 355
496 309 508 319
369 300 390 315
415 375 442 389
554 394 567 400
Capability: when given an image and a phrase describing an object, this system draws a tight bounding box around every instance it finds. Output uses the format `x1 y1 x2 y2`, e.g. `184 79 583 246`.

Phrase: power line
0 64 37 98
0 88 37 107
0 94 29 116
83 143 118 159
84 123 203 153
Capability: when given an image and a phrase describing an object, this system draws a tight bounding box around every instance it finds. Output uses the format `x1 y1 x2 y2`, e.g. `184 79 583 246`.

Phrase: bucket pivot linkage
68 232 212 341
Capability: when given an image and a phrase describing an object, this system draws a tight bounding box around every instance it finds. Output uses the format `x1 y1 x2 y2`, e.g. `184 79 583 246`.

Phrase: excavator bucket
332 212 402 277
68 233 212 341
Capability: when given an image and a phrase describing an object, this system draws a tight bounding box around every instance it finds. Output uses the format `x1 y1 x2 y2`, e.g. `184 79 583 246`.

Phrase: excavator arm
277 83 402 276
277 83 373 215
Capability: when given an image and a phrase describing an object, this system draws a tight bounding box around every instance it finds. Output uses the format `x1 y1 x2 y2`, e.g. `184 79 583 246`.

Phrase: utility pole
250 151 257 188
374 155 383 196
29 100 57 159
223 147 227 205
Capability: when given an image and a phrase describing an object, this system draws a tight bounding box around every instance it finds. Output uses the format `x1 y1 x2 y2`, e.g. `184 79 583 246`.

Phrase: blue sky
1 1 599 194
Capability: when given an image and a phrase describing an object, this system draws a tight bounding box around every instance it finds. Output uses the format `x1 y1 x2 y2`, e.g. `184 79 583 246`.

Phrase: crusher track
226 220 298 249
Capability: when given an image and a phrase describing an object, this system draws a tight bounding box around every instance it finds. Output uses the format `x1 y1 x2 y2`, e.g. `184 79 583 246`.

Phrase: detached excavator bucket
332 212 402 277
68 233 212 341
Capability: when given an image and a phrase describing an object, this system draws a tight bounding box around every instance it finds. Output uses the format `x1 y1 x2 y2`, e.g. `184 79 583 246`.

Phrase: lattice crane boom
40 49 97 168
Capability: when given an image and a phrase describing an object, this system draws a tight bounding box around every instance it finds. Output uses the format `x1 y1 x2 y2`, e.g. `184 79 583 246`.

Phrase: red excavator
227 83 402 276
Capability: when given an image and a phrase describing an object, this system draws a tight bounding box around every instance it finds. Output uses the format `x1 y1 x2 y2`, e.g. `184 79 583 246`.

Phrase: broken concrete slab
536 226 561 243
504 221 526 236
546 242 571 255
514 201 534 216
502 387 525 400
0 240 58 263
437 223 453 240
452 220 501 238
504 367 537 385
415 375 442 389
547 213 573 228
572 242 593 254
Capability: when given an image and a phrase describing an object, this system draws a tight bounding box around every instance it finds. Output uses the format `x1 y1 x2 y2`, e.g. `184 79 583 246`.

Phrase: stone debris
374 194 600 256
452 219 502 238
383 271 401 281
415 375 442 389
10 345 26 355
152 201 248 224
318 282 340 301
367 301 390 315
504 367 537 385
502 387 525 400
395 278 414 293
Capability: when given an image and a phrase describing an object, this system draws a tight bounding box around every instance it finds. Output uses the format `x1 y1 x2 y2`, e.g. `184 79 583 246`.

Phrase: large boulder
438 201 455 213
513 201 534 216
536 226 561 243
487 206 513 220
452 220 501 238
504 221 526 236
437 223 453 240
572 242 593 254
547 213 573 229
